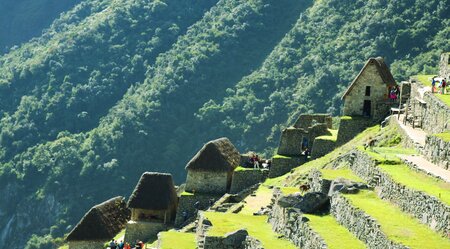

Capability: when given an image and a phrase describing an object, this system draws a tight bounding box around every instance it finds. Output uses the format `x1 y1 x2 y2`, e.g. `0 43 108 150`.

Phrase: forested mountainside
0 0 82 53
0 0 449 248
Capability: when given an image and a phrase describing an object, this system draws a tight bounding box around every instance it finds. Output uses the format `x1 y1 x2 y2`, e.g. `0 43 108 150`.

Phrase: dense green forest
0 0 448 248
0 0 82 52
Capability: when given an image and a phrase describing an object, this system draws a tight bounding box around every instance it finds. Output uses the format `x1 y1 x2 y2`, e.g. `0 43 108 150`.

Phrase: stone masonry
440 53 450 80
424 134 450 170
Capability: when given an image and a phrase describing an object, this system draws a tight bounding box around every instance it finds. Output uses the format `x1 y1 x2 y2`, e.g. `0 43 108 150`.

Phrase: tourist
134 240 142 249
109 239 117 249
124 243 131 249
302 148 310 161
389 88 397 102
118 240 124 249
262 159 270 169
254 155 260 169
443 78 447 94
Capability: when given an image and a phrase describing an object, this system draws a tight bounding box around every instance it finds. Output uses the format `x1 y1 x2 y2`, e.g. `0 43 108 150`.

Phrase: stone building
124 172 178 243
342 57 397 121
440 53 450 80
66 196 129 249
184 137 240 195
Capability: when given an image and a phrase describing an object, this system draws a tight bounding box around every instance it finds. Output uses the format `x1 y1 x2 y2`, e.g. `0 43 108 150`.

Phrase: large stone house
66 197 129 249
440 53 450 80
124 172 178 243
342 57 397 121
185 137 240 195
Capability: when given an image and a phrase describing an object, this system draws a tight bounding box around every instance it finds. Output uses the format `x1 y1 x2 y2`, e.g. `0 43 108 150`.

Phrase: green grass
235 166 259 171
273 154 291 159
360 146 416 164
416 74 450 106
280 187 299 195
204 212 297 249
340 116 352 120
180 191 194 196
304 214 366 249
104 228 126 247
379 164 450 205
320 169 363 182
240 185 273 215
432 132 450 142
345 191 450 249
158 231 196 249
58 245 68 249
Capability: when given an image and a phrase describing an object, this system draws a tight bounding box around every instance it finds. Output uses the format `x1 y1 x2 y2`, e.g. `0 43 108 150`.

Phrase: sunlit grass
345 191 450 249
158 231 196 249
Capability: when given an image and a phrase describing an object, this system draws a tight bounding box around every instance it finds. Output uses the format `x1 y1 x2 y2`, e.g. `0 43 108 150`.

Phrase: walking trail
391 115 450 182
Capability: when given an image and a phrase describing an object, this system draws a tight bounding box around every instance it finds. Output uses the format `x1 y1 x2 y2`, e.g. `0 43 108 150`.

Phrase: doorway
363 100 371 117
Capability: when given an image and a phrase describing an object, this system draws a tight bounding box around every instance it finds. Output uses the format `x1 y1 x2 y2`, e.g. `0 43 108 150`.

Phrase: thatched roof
66 196 130 241
185 137 240 172
127 172 177 210
342 57 396 100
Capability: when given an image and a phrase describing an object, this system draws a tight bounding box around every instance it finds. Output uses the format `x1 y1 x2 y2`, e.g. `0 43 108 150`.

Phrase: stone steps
331 191 450 249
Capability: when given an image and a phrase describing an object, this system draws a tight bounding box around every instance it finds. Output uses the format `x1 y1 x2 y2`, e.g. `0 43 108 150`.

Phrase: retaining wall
331 194 407 249
346 150 450 235
230 169 267 194
174 193 221 228
268 156 305 178
311 137 336 159
268 189 328 249
423 135 450 170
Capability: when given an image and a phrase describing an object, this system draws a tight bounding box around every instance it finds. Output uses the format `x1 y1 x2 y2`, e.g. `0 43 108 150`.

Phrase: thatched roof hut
66 196 130 241
127 172 177 210
185 137 240 172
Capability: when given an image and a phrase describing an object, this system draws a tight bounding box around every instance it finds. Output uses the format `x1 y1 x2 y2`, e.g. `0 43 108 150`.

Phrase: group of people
431 77 447 94
108 239 145 249
389 86 400 102
245 154 270 169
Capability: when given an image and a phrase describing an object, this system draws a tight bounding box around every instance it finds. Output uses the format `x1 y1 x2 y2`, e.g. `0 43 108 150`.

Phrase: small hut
66 196 129 249
342 57 397 120
127 172 178 223
124 172 178 243
185 137 240 194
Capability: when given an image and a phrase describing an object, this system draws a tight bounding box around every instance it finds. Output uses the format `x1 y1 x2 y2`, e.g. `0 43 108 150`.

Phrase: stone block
277 127 304 156
268 156 305 178
124 220 167 244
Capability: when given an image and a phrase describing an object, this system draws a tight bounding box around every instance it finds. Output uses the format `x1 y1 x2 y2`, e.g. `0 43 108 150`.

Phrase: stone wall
311 137 336 159
185 170 230 195
268 189 328 249
440 53 450 80
308 169 331 194
277 127 304 156
174 193 221 227
330 194 408 249
421 91 450 134
336 117 375 146
230 169 267 194
124 220 167 243
293 114 332 129
244 236 264 249
423 135 450 170
68 241 105 249
268 156 306 178
346 150 450 235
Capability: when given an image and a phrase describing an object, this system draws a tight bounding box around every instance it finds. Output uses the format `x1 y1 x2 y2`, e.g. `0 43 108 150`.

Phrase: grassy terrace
304 214 366 249
379 163 450 205
345 191 450 249
416 74 450 106
204 212 297 249
432 131 450 142
320 168 363 182
316 129 338 142
157 231 196 249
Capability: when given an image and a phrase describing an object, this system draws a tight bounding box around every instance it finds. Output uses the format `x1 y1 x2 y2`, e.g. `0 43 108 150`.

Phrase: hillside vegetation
0 0 449 248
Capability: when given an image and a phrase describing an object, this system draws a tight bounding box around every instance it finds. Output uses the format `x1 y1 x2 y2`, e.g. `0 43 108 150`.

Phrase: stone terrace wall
268 189 328 249
421 91 450 134
423 135 450 170
294 114 332 129
347 150 450 235
244 236 264 249
230 170 267 194
308 169 331 194
268 156 305 178
336 117 374 146
311 137 336 159
174 193 221 227
331 194 408 249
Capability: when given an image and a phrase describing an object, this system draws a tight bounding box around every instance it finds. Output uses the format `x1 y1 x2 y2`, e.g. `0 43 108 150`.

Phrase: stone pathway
392 115 426 147
399 154 450 183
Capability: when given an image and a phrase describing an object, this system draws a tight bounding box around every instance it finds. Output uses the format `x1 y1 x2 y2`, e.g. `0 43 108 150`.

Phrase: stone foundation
268 189 328 249
229 169 267 194
68 241 105 249
336 117 375 146
331 194 408 249
311 137 336 159
174 193 221 227
268 156 305 178
124 220 167 243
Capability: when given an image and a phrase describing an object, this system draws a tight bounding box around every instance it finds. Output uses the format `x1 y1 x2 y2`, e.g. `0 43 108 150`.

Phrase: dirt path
400 154 450 183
